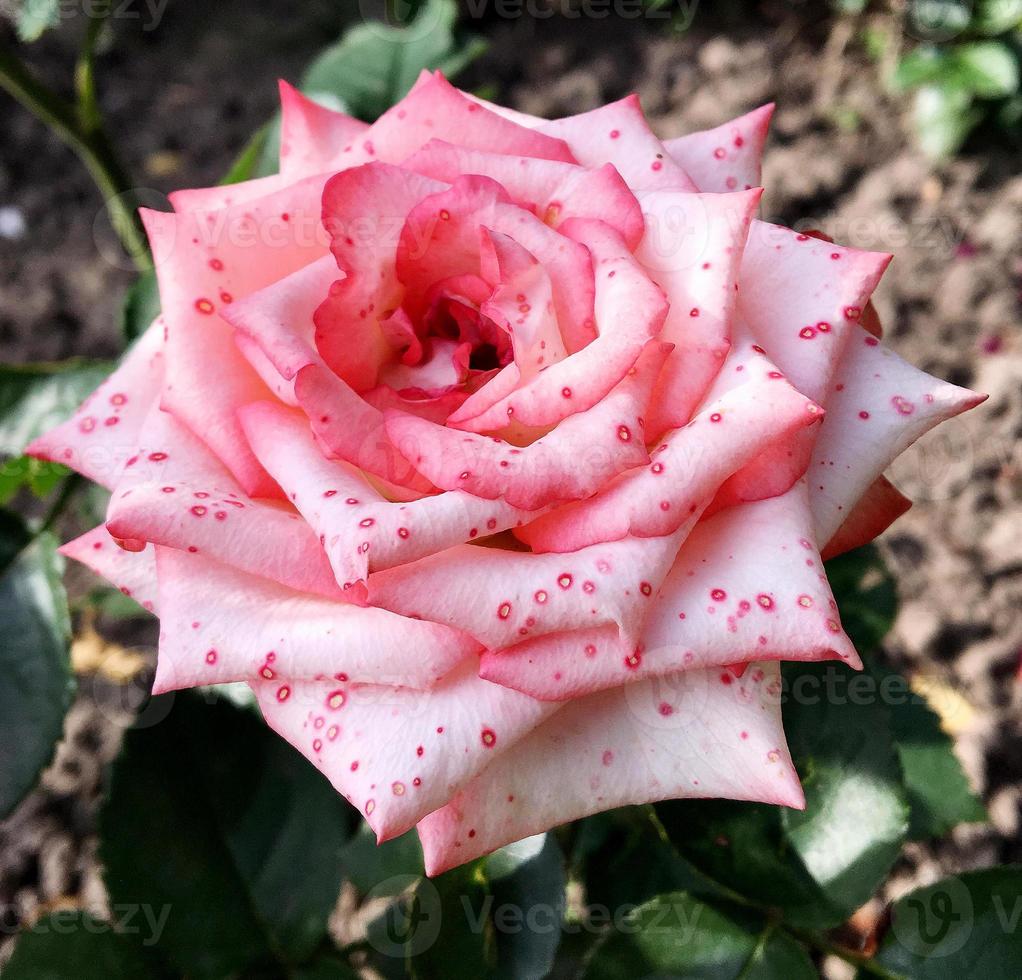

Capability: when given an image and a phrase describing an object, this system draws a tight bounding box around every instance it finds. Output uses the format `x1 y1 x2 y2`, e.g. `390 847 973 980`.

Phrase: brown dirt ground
1 0 1019 971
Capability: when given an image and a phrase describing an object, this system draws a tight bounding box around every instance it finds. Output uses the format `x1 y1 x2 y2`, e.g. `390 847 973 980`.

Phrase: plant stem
787 925 908 980
0 21 151 272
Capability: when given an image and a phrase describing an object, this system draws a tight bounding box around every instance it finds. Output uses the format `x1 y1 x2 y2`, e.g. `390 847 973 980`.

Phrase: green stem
787 925 908 980
0 21 151 272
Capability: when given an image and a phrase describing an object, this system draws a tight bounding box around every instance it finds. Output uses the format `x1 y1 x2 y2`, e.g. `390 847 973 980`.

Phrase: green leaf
973 0 1022 35
13 0 61 42
582 892 816 980
657 661 909 930
293 953 361 979
0 531 74 818
951 41 1021 96
867 867 1022 977
3 911 164 979
221 120 278 185
99 691 353 976
825 544 897 653
484 834 566 980
120 268 161 342
866 662 986 839
914 82 983 157
893 46 951 91
302 0 486 122
0 506 31 573
341 822 425 894
0 360 111 457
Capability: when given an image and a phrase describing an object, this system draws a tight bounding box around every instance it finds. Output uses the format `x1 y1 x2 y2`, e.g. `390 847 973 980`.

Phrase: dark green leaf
293 953 361 979
582 892 816 980
0 359 111 457
13 0 61 42
914 82 984 157
99 691 352 976
973 0 1022 36
484 834 566 980
0 506 31 573
866 662 986 839
221 120 278 184
341 822 425 894
302 0 486 122
120 269 161 342
867 867 1022 978
825 544 897 653
0 532 73 818
657 662 909 930
3 911 164 979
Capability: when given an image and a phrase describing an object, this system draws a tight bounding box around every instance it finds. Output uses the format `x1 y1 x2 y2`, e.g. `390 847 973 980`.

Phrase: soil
1 0 1019 970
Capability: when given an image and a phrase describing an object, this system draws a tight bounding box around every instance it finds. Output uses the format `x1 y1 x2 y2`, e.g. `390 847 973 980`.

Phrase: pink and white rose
31 73 983 874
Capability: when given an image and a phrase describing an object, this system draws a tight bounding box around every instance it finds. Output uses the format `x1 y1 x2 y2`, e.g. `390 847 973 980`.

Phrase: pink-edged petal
365 72 575 165
239 401 542 586
105 405 345 600
167 173 292 213
141 172 331 496
384 340 668 511
538 95 697 191
482 481 859 702
821 476 912 561
810 327 985 543
59 526 158 614
26 320 164 490
449 220 667 433
278 80 369 179
418 661 802 874
294 362 435 496
634 189 761 435
220 254 338 404
402 141 644 249
318 163 446 387
368 529 684 651
518 364 822 553
663 104 774 193
252 660 556 842
152 547 477 694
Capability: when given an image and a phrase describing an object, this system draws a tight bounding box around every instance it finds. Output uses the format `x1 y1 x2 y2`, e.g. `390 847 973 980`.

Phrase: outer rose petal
368 529 685 651
448 220 667 433
482 482 860 702
418 661 802 874
60 526 159 614
519 365 823 553
663 104 774 193
384 340 669 510
810 328 985 542
402 141 644 249
634 188 761 435
26 320 164 490
277 80 369 179
821 476 912 561
105 405 345 600
252 660 557 842
239 401 541 588
141 171 332 496
320 71 575 172
152 548 477 694
538 95 698 192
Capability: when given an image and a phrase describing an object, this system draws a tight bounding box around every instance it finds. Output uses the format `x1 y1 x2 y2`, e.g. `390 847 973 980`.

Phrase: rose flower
30 73 983 874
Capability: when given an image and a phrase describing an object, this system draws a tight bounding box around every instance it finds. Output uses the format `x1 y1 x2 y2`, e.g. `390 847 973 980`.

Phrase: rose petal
821 476 913 561
252 660 556 842
278 80 369 179
417 661 802 874
60 526 159 614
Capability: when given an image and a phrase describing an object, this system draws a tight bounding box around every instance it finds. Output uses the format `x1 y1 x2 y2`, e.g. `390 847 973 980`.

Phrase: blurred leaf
100 691 353 976
894 46 952 90
825 544 897 653
914 82 983 157
3 911 164 979
13 0 61 42
582 892 816 980
293 954 361 979
973 0 1022 36
0 360 111 457
341 822 425 894
657 661 909 930
221 120 277 185
0 530 74 818
0 506 31 572
484 834 566 980
120 268 161 342
864 662 986 839
865 867 1022 977
951 41 1020 96
303 0 486 122
908 0 972 40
